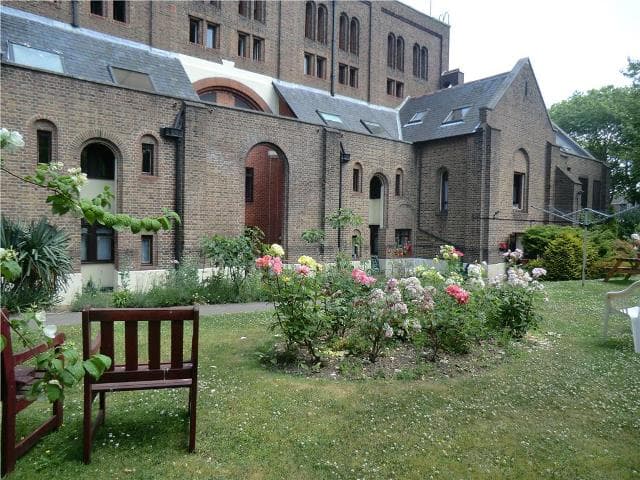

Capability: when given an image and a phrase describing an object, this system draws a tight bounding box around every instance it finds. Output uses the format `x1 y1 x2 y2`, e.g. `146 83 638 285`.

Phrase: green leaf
94 353 112 370
51 358 64 373
83 358 101 379
68 362 85 381
46 383 62 402
60 369 77 387
0 334 5 352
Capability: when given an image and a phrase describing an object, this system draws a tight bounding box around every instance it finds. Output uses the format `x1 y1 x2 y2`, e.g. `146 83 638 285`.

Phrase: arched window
305 1 315 40
34 119 57 165
395 168 403 196
420 47 428 80
339 13 349 51
81 142 115 180
396 36 404 72
317 4 328 44
352 162 362 192
140 134 158 175
412 44 420 77
349 17 359 55
198 87 262 111
387 33 396 68
439 169 449 212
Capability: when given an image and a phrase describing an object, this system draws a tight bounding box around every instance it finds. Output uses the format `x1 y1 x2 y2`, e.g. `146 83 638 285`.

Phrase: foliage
301 228 325 245
201 231 258 294
549 58 640 203
1 216 74 311
325 208 364 231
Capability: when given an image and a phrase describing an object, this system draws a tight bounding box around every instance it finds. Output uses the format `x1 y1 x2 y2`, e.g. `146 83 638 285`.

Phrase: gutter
330 0 336 96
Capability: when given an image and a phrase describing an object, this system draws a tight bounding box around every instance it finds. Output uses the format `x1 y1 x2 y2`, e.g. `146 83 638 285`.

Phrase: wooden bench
82 307 199 464
1 309 65 476
604 257 640 282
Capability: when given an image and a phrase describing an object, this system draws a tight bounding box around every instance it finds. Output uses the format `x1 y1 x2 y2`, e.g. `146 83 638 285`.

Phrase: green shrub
487 285 540 338
522 225 567 259
71 289 113 310
1 216 73 311
542 233 583 280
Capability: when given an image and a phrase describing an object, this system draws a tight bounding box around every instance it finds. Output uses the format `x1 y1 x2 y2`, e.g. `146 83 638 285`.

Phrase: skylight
405 110 428 126
317 111 343 125
361 120 388 136
110 67 155 91
442 106 471 125
10 43 64 73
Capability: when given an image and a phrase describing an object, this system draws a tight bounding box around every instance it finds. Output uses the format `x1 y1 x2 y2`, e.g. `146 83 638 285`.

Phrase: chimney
440 69 464 89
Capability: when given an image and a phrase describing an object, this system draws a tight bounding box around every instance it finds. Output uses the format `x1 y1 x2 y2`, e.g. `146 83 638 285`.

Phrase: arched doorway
80 141 117 289
244 144 287 247
369 175 385 256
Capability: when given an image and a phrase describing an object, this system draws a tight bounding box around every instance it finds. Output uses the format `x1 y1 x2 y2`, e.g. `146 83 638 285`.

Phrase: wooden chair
1 309 65 477
603 280 640 353
82 307 199 464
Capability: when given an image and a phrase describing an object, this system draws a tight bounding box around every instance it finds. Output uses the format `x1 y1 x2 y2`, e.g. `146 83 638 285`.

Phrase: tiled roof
552 122 596 160
0 7 198 101
273 81 401 140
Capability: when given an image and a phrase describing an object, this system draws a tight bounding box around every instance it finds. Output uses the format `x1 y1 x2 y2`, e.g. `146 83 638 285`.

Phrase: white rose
43 324 57 339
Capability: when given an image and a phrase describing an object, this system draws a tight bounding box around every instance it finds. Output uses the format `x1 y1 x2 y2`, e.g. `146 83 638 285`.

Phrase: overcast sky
399 0 639 107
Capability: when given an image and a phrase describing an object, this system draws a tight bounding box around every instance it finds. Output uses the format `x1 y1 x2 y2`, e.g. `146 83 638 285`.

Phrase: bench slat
171 320 183 369
100 322 114 371
86 307 196 322
148 322 161 370
96 363 193 383
92 378 193 393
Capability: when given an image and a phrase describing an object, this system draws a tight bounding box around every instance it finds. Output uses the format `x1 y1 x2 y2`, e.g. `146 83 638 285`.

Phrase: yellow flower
269 243 285 257
297 255 317 269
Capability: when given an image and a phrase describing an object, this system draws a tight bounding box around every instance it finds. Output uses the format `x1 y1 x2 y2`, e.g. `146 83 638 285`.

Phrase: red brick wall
244 144 286 245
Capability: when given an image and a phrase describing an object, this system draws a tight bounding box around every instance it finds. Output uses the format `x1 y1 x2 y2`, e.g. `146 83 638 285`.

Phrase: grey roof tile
0 7 198 100
552 122 596 160
273 81 400 140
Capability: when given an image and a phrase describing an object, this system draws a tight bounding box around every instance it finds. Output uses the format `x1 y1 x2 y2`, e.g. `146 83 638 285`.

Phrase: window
245 167 254 202
349 67 358 88
579 177 588 208
351 233 361 260
386 79 395 96
395 229 411 248
349 18 359 55
10 43 64 73
252 37 264 61
113 1 127 22
513 173 525 209
238 0 250 17
206 23 218 48
339 13 348 51
387 33 396 68
189 17 201 44
442 106 471 124
141 235 153 265
142 142 154 175
420 47 428 79
81 143 115 180
338 63 348 85
81 221 114 263
254 0 266 22
199 90 216 102
317 111 343 125
395 169 403 196
316 56 326 79
304 53 313 75
317 5 328 44
412 44 419 77
360 120 387 136
395 81 404 97
353 163 362 192
396 36 404 71
440 170 449 212
406 110 428 126
305 1 316 40
110 67 154 91
238 32 249 57
90 1 105 16
37 130 52 164
593 180 602 211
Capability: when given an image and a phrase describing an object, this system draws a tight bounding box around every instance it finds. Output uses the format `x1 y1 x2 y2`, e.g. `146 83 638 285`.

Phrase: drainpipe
148 1 153 47
160 105 186 262
330 0 336 96
276 1 282 79
366 1 372 103
71 0 79 27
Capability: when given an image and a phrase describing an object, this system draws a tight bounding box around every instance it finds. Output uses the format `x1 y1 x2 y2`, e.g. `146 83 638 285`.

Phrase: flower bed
256 244 547 374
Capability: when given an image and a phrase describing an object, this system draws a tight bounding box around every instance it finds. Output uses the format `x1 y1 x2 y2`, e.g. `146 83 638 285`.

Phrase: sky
399 0 639 107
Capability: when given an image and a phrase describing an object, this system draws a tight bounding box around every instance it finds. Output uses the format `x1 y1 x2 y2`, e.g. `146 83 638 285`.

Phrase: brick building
0 2 606 301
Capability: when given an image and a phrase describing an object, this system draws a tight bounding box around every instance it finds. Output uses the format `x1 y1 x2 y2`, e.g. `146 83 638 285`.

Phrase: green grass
10 279 640 479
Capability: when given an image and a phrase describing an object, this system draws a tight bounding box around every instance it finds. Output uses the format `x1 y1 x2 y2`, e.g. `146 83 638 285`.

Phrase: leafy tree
549 58 640 204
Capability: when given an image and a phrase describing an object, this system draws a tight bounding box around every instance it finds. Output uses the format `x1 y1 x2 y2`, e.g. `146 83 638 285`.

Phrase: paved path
43 302 274 326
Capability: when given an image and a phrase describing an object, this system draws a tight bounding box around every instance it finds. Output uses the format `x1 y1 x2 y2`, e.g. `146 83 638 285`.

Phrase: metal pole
582 223 587 287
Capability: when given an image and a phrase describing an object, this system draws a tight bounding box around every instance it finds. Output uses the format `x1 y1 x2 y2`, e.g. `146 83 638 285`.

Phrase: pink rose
445 284 470 305
256 255 272 269
270 256 283 275
295 264 311 276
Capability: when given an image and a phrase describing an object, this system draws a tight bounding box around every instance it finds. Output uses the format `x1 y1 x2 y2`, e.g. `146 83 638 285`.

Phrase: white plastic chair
603 280 640 353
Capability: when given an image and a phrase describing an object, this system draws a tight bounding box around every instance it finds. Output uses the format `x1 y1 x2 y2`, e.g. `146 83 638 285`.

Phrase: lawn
9 279 640 479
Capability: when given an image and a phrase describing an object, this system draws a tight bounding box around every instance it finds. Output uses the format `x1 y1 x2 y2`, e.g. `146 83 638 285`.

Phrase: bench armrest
14 333 65 365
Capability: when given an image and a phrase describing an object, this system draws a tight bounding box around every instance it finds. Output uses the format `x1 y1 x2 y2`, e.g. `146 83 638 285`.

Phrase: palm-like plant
1 216 73 311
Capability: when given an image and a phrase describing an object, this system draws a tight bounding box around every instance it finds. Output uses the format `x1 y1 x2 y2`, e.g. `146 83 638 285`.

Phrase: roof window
110 67 155 91
406 110 428 126
361 120 388 136
442 106 471 125
10 43 64 73
317 111 343 125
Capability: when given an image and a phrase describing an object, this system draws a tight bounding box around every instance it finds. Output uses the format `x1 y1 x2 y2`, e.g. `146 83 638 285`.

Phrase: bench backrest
82 307 199 385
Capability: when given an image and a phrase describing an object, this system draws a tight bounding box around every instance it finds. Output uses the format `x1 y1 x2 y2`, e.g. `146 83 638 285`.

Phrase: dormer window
317 111 343 126
110 67 154 91
10 43 64 73
406 110 428 126
361 120 387 137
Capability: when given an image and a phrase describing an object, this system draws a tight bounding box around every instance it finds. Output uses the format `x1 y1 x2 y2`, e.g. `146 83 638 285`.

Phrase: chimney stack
440 69 464 89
